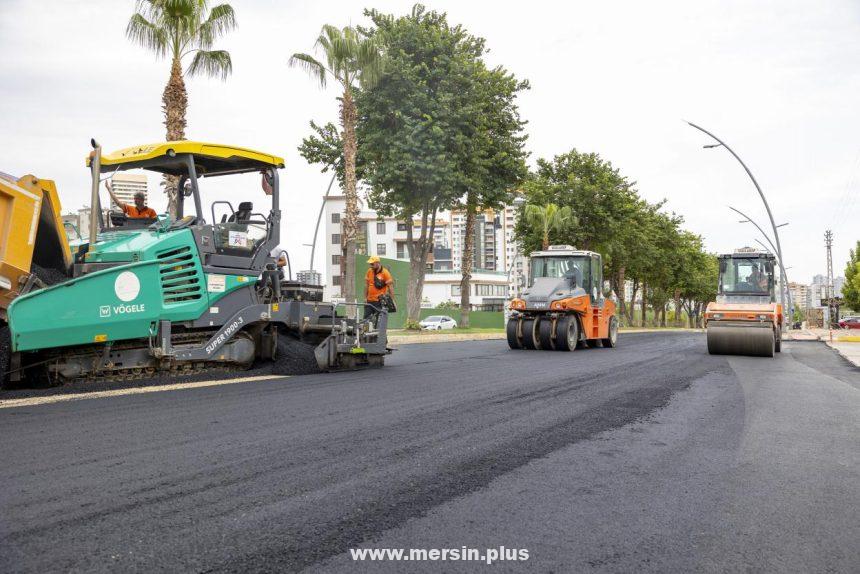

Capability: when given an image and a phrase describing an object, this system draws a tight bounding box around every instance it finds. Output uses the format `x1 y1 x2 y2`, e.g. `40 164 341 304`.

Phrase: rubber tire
506 318 523 349
538 317 556 350
602 316 619 348
555 316 579 352
522 318 542 350
775 330 781 353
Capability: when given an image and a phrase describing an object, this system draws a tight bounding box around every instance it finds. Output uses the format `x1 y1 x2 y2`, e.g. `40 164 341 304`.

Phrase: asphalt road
1 332 858 573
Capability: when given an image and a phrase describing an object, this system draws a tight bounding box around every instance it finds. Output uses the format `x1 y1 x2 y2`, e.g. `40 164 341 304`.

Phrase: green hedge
353 253 503 329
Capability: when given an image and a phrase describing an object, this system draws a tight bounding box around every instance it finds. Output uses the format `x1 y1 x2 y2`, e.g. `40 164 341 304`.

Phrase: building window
332 275 341 286
377 221 386 234
331 213 340 224
397 222 407 231
332 254 341 265
396 242 407 259
451 285 461 296
377 243 386 256
332 233 341 245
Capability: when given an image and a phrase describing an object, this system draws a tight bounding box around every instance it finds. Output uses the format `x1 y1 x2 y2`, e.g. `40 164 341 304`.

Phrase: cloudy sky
1 0 858 284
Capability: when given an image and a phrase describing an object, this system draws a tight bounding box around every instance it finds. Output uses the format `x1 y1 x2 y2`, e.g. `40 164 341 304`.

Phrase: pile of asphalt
31 264 69 286
266 334 322 376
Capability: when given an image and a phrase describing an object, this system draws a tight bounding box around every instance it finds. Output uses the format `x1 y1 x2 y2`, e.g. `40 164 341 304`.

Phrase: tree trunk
339 89 359 304
162 56 188 219
404 206 438 325
627 279 638 325
616 266 626 324
661 303 667 327
641 282 647 327
673 289 682 327
459 195 477 328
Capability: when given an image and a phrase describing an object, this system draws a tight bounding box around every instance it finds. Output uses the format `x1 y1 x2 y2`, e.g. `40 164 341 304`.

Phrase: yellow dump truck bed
0 173 71 320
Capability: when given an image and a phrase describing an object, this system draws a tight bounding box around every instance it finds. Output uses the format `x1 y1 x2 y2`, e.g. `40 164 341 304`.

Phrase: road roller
705 248 783 357
507 245 618 351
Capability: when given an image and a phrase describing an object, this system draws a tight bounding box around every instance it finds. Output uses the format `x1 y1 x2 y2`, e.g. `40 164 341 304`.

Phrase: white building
322 196 522 308
109 173 148 208
788 282 811 309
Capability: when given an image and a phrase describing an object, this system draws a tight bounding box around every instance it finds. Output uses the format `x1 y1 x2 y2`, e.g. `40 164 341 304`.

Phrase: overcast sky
1 0 858 284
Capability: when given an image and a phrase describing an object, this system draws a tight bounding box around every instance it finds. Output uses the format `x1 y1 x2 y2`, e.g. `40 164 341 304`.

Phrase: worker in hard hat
365 255 394 324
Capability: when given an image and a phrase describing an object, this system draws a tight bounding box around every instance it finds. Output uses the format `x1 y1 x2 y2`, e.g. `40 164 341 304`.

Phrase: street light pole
687 121 791 327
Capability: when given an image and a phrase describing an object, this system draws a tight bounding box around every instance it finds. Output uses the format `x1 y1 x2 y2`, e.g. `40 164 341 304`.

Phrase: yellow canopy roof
87 141 284 176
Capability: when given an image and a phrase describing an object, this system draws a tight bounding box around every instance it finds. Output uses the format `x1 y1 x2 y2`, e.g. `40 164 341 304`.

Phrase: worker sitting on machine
365 256 395 325
105 181 157 219
749 265 769 292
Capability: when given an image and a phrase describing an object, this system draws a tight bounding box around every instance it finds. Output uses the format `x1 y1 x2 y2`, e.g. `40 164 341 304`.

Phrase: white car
419 315 458 330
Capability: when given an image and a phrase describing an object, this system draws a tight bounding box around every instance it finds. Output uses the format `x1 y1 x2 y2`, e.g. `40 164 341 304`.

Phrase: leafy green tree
843 240 860 311
357 5 510 322
514 148 716 327
127 0 237 216
290 25 384 304
523 203 574 250
457 66 529 326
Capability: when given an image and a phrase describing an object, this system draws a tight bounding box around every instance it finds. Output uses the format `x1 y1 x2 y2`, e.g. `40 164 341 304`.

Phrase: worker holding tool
105 181 157 218
365 256 395 324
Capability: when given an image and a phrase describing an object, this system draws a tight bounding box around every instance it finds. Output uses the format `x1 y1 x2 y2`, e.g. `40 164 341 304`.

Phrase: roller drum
707 323 775 357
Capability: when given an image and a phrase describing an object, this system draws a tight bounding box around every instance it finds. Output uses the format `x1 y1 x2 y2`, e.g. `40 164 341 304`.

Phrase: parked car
419 315 458 330
838 316 860 329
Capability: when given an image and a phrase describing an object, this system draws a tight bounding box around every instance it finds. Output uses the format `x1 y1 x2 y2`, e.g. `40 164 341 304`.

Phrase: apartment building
323 196 517 308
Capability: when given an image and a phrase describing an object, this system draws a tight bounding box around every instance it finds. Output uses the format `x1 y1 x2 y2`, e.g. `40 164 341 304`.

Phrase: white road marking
0 375 285 410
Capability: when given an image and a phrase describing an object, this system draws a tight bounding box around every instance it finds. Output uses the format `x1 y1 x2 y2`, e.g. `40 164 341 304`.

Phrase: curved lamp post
687 121 791 326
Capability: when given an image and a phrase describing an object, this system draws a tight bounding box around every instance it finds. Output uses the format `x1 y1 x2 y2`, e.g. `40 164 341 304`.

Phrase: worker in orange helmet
365 256 394 325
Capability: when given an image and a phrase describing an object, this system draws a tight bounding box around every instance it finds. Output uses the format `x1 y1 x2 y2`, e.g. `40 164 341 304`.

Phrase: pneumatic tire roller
506 245 618 351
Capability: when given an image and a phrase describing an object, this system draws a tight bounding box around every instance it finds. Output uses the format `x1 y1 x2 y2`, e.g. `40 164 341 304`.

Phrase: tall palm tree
525 203 574 250
127 0 237 216
290 25 383 304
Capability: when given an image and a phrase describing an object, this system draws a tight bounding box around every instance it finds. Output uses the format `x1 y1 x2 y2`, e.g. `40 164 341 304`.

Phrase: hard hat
367 256 381 264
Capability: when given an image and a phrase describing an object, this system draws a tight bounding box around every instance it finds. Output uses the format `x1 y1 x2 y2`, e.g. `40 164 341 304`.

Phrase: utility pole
825 230 833 300
825 230 837 327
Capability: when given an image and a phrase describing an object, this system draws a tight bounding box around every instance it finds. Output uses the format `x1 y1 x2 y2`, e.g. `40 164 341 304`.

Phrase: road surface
1 332 858 573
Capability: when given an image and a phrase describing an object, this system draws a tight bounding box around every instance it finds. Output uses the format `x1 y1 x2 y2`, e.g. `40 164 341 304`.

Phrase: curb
388 333 505 345
824 340 860 368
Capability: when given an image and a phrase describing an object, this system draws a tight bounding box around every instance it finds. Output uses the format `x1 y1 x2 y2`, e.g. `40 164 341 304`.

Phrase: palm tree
525 203 574 250
289 26 383 304
127 0 237 216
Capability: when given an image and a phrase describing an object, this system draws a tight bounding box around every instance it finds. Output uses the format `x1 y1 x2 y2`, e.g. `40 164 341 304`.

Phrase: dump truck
0 140 388 387
507 245 618 350
704 247 782 357
0 172 75 383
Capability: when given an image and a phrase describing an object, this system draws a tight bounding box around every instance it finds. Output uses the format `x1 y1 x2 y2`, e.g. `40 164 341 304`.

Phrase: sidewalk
786 328 860 367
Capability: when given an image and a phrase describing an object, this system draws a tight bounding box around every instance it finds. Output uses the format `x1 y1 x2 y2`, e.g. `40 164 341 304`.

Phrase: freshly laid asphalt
0 332 858 573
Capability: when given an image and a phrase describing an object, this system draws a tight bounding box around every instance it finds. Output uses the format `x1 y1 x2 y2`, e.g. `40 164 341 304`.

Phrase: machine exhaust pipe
87 139 101 252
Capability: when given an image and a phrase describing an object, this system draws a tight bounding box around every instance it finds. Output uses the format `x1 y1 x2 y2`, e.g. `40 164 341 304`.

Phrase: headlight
551 300 567 310
510 299 526 310
712 313 722 319
758 314 768 320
